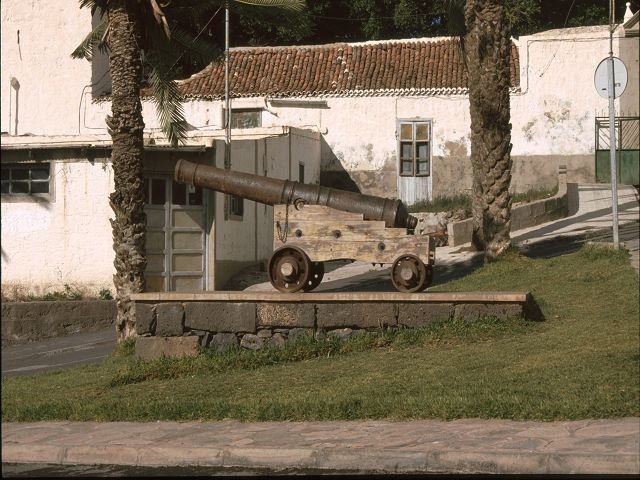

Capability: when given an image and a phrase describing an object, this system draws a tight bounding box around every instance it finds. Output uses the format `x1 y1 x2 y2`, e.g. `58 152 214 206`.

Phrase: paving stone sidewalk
3 418 639 474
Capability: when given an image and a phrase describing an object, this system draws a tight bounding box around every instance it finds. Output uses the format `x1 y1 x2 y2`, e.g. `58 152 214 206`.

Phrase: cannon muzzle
175 159 418 230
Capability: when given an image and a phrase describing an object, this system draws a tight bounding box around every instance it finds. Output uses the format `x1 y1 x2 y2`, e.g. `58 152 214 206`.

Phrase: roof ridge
229 36 460 53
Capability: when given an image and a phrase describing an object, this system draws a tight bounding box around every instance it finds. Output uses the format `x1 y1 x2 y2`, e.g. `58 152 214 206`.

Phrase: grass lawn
2 246 639 422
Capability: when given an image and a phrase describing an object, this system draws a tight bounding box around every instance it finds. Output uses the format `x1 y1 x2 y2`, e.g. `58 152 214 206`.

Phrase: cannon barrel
175 159 418 230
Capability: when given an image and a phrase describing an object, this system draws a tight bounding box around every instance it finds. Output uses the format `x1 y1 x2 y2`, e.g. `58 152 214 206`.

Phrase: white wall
1 154 115 297
212 130 321 289
1 1 94 136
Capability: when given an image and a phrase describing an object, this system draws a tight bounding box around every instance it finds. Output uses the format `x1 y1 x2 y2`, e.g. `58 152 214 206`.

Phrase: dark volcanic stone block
155 303 184 336
257 303 315 328
135 303 156 335
184 302 256 333
453 303 523 321
209 332 238 352
397 303 454 327
317 303 395 329
135 336 199 361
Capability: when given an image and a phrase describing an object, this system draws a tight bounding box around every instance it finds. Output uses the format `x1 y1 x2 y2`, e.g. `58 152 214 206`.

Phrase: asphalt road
1 327 117 377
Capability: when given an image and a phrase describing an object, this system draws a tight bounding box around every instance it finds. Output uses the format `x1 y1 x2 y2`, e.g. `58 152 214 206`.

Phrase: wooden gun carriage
175 159 435 293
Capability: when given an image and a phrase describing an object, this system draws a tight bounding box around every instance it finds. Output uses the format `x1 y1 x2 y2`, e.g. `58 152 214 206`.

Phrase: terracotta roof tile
177 38 520 99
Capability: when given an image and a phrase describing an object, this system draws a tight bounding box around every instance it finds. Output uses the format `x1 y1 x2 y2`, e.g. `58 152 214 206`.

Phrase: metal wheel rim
268 246 311 293
302 262 325 292
391 254 428 293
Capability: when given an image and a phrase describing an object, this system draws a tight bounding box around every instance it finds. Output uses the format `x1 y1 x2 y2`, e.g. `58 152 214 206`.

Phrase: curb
3 443 638 474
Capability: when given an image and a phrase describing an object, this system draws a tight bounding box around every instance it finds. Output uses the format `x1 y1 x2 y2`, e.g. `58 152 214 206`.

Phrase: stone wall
133 293 534 361
1 300 116 346
447 166 570 247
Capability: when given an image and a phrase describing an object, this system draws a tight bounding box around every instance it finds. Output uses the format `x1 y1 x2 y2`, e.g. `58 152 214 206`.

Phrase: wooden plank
275 220 412 241
274 204 364 222
273 236 432 264
132 291 531 303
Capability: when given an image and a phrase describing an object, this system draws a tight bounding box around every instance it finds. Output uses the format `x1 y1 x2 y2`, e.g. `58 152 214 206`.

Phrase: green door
596 150 640 185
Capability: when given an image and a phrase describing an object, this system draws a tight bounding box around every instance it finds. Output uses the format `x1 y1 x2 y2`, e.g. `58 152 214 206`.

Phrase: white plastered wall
0 2 95 136
1 153 115 297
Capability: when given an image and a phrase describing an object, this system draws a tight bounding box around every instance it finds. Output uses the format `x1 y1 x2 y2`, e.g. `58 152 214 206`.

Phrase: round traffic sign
594 57 628 99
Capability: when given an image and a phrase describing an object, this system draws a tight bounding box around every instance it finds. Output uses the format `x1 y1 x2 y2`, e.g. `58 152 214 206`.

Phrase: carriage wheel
268 246 312 293
391 254 430 293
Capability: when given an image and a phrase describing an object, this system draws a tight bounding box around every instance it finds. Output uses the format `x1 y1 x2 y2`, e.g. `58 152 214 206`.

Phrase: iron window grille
1 162 51 195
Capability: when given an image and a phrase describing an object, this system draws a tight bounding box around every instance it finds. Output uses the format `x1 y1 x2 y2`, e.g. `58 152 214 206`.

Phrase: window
1 163 51 195
298 162 305 183
230 109 262 129
228 194 244 218
398 121 431 176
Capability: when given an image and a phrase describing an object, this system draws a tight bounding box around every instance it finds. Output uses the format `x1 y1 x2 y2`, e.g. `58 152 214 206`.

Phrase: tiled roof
178 38 520 99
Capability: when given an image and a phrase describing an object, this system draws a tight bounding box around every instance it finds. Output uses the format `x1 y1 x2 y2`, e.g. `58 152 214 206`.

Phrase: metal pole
224 1 231 170
608 0 620 248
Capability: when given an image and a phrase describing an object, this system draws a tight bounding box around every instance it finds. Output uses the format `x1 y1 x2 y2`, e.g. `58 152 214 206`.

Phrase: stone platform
131 291 539 360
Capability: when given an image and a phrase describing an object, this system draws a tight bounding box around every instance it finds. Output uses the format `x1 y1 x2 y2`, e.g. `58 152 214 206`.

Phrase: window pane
401 142 413 159
172 181 187 205
400 123 413 141
30 167 49 180
231 110 262 129
12 168 28 180
230 195 244 216
151 178 166 205
416 123 430 141
30 181 49 194
401 160 413 175
1 182 9 193
417 142 429 159
11 181 29 193
188 186 202 206
1 168 9 180
417 159 429 175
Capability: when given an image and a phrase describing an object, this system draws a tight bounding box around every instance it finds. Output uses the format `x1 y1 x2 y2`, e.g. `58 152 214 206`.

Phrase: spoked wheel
268 246 312 293
303 261 325 292
391 254 431 293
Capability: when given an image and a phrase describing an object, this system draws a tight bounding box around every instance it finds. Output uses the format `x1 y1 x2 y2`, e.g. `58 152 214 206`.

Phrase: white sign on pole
594 57 628 98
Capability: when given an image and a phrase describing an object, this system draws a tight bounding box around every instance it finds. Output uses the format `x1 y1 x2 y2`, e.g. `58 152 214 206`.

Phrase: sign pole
607 0 620 248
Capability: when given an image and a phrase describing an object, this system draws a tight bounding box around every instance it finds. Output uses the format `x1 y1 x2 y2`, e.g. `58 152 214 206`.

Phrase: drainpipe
224 1 231 170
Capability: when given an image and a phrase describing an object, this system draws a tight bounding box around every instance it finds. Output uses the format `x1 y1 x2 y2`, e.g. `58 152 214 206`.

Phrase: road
1 327 116 377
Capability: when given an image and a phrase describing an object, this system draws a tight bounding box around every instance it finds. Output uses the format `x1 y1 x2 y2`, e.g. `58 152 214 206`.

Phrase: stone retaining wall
1 300 116 346
447 166 570 247
133 294 534 361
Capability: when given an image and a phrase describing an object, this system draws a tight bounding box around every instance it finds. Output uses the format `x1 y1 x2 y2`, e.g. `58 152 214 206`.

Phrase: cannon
175 159 435 293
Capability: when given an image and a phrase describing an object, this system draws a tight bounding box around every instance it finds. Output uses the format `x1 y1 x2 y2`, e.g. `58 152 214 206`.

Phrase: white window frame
397 119 432 177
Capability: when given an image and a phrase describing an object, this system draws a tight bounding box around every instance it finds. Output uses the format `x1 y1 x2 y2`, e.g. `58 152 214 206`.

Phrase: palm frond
233 0 305 12
71 20 109 60
230 0 306 24
146 58 189 146
78 0 107 16
442 0 466 36
171 27 223 65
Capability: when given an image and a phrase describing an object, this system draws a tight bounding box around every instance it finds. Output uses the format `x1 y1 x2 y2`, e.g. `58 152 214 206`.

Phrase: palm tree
73 0 305 341
464 0 513 259
443 0 514 260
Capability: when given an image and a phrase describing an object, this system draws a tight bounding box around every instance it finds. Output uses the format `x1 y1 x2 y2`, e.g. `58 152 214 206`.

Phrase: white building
1 2 320 295
1 1 638 296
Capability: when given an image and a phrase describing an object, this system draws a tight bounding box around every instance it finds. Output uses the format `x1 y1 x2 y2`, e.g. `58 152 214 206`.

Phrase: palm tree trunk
106 0 146 341
464 0 513 260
